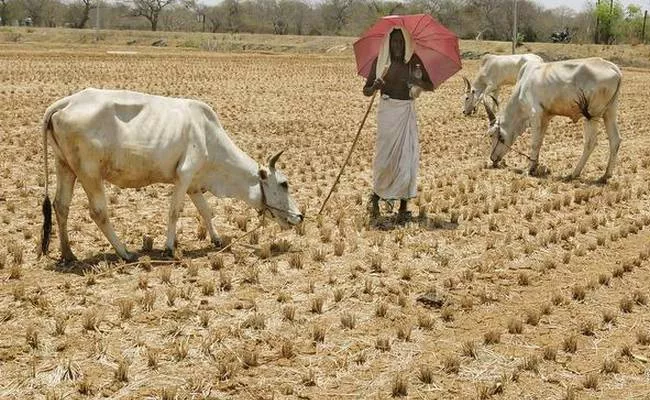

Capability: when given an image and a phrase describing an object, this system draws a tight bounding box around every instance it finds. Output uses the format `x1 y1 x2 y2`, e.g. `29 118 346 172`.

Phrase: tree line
0 0 647 44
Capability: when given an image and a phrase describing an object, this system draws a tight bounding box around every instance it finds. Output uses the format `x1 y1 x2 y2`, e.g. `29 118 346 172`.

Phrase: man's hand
372 78 384 90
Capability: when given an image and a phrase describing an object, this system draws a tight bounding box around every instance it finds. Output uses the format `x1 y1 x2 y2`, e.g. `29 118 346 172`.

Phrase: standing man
363 27 433 223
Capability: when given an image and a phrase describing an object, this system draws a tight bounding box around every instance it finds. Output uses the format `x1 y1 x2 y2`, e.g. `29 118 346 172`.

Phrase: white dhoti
373 96 419 200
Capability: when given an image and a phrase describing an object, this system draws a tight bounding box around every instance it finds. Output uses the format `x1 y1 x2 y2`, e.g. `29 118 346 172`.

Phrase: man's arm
363 59 383 97
411 55 434 92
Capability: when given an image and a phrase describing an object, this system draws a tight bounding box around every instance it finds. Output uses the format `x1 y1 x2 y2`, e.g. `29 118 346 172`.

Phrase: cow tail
40 104 58 257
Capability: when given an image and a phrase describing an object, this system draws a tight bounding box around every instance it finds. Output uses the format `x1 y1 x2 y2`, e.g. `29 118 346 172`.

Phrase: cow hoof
562 175 575 182
163 247 175 259
62 253 78 264
211 237 223 248
597 176 609 184
123 251 138 262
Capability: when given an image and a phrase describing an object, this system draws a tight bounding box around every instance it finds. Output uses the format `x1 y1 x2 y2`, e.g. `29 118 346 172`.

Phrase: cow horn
462 76 471 93
489 95 499 110
269 150 284 169
484 101 496 127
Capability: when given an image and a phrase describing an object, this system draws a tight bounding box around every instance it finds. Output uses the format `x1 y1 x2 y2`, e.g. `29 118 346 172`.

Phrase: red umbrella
353 14 462 88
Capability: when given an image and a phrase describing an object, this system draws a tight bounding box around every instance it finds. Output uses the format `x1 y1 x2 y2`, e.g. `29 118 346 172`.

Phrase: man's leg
397 199 411 223
369 192 380 218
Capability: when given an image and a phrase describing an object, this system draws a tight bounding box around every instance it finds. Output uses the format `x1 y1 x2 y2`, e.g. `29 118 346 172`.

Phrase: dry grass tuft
9 263 22 280
210 254 224 270
461 340 478 359
396 323 412 342
312 325 326 343
280 341 295 359
525 309 540 326
241 348 259 368
166 287 178 307
219 271 232 291
417 313 434 330
311 296 325 314
114 357 129 382
484 330 501 345
522 355 540 373
25 325 38 349
517 272 530 286
442 355 460 374
370 253 383 272
141 290 156 311
282 305 295 321
289 253 303 269
159 265 172 284
82 308 99 331
340 312 356 329
543 345 557 361
602 309 617 325
620 296 634 313
333 288 344 303
581 320 596 336
598 273 610 286
583 373 599 390
77 375 94 395
507 318 523 334
53 314 67 336
146 347 159 369
418 364 434 384
116 297 134 320
376 336 391 352
633 290 648 306
637 330 650 345
601 358 619 374
571 285 586 301
312 247 326 262
563 334 578 353
142 235 154 252
441 306 455 322
242 313 265 330
173 338 190 361
334 239 345 256
138 274 149 290
391 372 408 397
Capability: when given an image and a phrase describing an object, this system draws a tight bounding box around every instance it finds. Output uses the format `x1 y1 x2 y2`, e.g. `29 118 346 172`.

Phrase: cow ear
258 167 269 181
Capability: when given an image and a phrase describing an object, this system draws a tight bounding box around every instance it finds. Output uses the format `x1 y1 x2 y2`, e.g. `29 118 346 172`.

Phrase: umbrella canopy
353 14 462 88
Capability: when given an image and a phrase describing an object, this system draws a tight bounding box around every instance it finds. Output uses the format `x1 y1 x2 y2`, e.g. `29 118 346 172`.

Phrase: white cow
484 57 622 182
463 53 544 116
40 88 303 262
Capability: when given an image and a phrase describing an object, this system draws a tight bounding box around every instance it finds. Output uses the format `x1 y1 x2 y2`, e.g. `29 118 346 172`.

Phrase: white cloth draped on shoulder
373 96 419 200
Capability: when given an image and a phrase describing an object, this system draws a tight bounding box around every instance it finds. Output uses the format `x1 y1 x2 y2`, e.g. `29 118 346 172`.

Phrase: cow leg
164 173 195 256
528 114 549 176
600 106 621 183
54 160 77 262
79 178 135 261
571 119 599 180
189 192 221 247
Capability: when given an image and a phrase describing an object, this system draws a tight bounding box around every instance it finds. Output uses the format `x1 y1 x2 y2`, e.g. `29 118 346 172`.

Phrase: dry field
1 37 650 400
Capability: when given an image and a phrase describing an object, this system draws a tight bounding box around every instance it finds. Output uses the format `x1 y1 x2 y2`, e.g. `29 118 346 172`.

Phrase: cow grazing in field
484 57 622 182
462 53 544 116
40 88 303 262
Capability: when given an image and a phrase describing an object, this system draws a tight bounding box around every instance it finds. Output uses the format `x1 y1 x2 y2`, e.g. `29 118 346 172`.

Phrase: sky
534 0 650 11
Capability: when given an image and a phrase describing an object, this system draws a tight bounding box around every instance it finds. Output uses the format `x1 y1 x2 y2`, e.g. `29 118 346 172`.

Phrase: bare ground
1 41 650 400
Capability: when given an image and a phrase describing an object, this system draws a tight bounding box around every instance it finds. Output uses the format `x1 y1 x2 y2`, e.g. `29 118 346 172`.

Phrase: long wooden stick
318 90 378 215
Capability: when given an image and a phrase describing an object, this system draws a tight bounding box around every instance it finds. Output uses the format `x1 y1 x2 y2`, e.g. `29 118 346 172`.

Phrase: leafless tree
67 0 95 28
131 0 175 31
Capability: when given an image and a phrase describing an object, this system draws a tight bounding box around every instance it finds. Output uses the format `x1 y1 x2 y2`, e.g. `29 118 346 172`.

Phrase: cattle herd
2 41 650 399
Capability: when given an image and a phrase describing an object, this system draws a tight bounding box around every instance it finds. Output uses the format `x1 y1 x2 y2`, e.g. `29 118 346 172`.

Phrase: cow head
462 76 479 116
484 97 509 166
258 150 303 227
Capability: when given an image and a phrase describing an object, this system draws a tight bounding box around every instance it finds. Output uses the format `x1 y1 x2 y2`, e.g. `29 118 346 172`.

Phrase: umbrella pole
318 90 378 215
